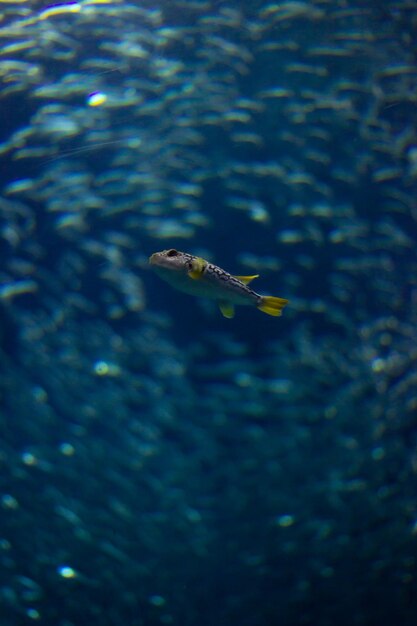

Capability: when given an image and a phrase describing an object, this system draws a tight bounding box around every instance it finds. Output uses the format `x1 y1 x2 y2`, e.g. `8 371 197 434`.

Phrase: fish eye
166 249 178 257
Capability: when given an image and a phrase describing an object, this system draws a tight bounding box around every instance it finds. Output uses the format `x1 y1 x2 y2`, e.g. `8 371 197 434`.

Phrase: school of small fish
0 0 417 624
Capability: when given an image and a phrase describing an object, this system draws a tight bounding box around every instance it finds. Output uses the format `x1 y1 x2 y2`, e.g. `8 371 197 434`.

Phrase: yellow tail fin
258 296 289 317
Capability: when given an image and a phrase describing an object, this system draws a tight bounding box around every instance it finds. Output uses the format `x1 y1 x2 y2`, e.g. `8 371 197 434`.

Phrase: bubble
22 452 38 466
59 443 75 456
57 566 77 579
93 360 120 376
372 447 385 461
1 494 19 510
87 92 107 107
276 514 295 528
372 358 385 373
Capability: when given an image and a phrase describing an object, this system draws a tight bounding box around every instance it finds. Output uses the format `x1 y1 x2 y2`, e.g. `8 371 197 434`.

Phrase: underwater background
1 0 417 624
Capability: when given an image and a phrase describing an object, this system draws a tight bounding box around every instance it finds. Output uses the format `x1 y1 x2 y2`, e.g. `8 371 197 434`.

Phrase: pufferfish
149 249 289 319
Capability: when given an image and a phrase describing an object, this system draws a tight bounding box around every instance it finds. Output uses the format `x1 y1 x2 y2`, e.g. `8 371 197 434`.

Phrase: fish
149 249 289 318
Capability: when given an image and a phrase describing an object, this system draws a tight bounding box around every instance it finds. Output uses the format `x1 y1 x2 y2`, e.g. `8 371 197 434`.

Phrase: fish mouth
149 253 158 265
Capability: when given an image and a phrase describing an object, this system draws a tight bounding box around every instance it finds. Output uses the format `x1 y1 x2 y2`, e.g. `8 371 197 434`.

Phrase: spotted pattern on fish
149 249 289 318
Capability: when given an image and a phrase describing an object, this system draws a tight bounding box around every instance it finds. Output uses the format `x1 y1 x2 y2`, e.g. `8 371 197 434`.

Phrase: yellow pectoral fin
258 296 289 317
219 301 235 318
234 274 259 285
188 257 206 280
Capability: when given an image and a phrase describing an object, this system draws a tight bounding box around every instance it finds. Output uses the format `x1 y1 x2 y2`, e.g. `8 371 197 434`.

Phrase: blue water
1 1 417 624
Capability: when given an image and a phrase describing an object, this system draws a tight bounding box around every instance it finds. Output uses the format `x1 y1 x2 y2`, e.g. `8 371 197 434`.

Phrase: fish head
149 248 207 281
150 248 209 289
149 249 193 274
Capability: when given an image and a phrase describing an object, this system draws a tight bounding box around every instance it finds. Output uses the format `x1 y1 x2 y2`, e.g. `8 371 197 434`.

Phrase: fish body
149 249 289 318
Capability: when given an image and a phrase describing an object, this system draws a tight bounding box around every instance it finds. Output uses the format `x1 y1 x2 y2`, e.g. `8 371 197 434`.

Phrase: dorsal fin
219 301 235 318
233 274 259 285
